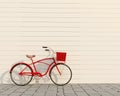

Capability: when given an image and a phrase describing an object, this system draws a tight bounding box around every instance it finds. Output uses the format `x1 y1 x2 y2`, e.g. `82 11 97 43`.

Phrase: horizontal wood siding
0 0 120 83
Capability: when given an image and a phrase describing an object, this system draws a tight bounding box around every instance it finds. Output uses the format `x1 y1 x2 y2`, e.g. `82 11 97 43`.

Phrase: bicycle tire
10 63 33 86
49 63 72 86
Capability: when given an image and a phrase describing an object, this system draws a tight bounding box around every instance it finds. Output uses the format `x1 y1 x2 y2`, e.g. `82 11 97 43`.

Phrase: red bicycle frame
18 57 61 77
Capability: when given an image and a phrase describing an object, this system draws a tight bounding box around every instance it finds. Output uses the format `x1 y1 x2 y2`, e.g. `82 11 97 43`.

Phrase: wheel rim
10 64 33 86
50 64 72 86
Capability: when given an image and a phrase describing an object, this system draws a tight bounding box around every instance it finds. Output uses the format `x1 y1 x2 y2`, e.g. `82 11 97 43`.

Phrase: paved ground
1 84 120 96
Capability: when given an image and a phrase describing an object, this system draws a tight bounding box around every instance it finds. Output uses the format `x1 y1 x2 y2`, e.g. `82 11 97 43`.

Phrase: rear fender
9 62 32 73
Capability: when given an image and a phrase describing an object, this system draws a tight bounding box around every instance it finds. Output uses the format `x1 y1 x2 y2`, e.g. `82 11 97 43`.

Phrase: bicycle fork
56 65 61 75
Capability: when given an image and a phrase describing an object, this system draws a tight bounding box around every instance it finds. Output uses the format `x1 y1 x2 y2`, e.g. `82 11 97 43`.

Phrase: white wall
0 0 120 84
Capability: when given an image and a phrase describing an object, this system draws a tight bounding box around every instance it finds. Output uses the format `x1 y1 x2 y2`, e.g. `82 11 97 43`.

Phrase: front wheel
10 63 33 86
49 63 72 86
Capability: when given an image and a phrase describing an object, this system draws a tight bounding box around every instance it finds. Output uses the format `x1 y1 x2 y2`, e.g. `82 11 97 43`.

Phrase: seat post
26 55 37 72
30 58 34 64
30 58 37 72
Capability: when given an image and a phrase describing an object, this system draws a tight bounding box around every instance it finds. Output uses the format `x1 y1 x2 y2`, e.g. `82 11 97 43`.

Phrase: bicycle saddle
26 55 36 58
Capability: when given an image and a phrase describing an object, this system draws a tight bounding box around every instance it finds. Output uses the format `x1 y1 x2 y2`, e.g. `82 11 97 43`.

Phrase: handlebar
42 46 48 48
42 46 55 57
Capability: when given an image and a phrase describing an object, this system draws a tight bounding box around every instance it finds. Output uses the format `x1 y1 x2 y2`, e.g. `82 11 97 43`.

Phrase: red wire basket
56 52 67 62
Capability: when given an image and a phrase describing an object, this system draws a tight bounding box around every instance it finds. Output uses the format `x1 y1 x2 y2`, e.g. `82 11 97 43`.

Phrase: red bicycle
10 46 72 86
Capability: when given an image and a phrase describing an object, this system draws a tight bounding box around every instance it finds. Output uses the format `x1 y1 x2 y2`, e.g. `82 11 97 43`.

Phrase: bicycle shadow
0 71 12 84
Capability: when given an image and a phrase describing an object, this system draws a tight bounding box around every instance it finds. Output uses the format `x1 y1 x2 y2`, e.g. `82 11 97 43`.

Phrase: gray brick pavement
0 84 120 96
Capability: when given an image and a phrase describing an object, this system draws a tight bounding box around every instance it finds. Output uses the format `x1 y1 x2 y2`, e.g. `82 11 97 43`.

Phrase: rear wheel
10 63 33 86
49 63 72 86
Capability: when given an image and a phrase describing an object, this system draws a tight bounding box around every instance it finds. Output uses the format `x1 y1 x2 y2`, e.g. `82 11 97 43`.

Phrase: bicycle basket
56 52 66 62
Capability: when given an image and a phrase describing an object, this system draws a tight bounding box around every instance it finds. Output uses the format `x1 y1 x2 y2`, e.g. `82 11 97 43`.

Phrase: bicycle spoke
50 63 72 86
10 63 33 86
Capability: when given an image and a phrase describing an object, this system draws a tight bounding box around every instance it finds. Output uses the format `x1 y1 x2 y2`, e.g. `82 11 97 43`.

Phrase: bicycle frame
18 57 61 77
10 46 72 86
